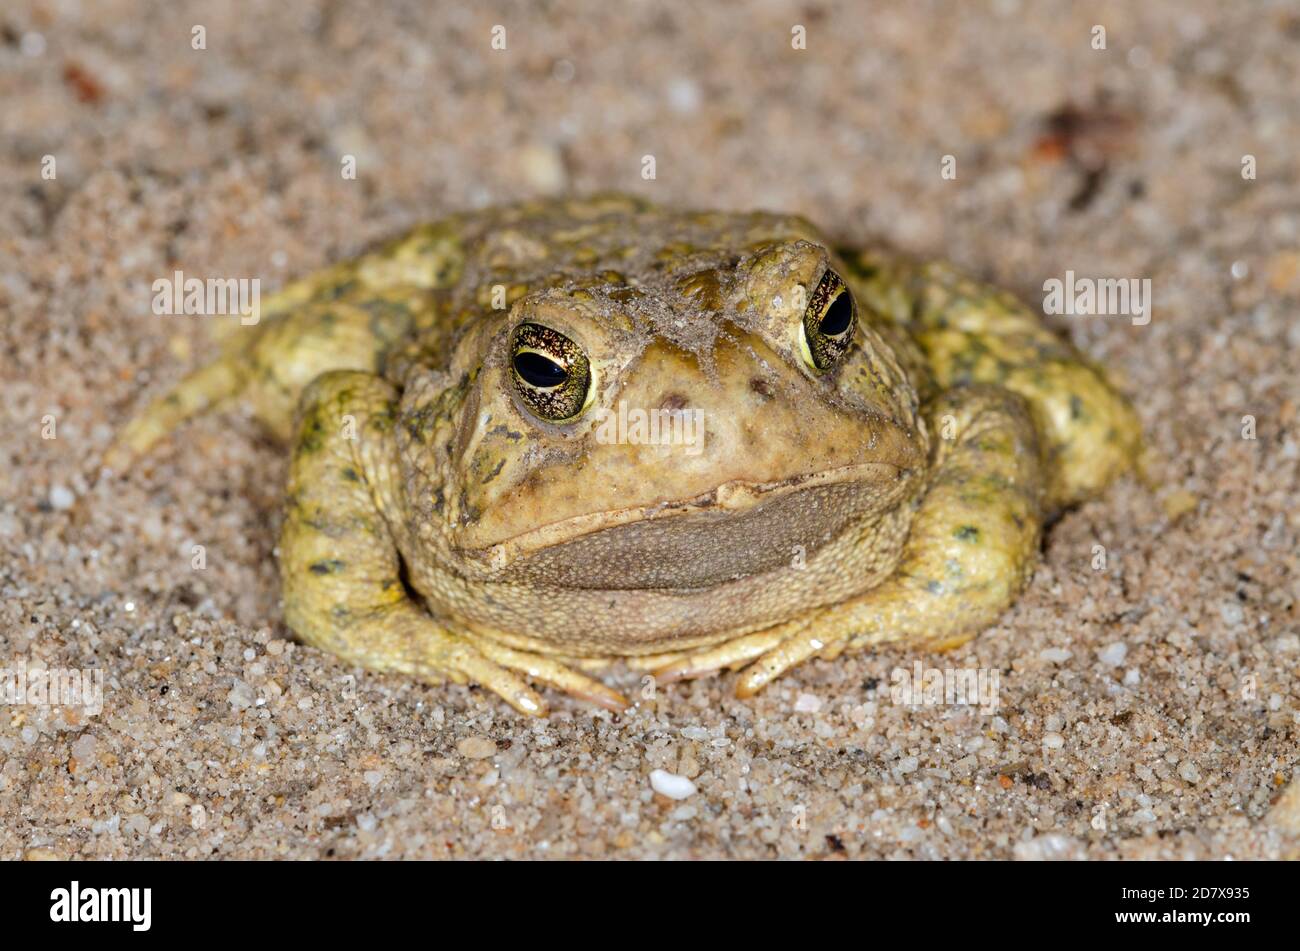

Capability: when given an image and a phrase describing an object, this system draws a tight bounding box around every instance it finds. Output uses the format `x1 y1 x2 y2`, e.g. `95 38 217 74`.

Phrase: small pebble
71 734 97 768
24 847 64 861
1043 732 1065 750
20 32 46 57
666 78 701 114
1219 601 1245 626
227 680 255 709
457 736 496 759
1098 642 1127 667
1013 833 1083 861
794 693 823 713
517 143 567 195
49 485 75 510
649 769 696 800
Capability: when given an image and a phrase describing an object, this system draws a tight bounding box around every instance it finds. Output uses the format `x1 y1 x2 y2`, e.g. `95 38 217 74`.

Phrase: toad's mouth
461 460 916 590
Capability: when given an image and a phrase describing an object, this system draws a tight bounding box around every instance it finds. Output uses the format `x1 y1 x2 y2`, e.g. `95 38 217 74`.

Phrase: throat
476 477 912 590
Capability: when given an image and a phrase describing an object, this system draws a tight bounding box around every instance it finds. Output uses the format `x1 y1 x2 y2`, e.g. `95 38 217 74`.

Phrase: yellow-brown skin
109 195 1141 715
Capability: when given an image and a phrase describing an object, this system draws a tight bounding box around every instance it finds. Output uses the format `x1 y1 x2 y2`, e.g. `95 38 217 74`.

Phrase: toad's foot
282 370 626 716
464 635 629 713
655 384 1046 698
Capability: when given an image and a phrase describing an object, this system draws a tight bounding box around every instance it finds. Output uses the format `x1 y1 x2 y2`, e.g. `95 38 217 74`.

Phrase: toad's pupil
515 351 568 388
819 292 852 336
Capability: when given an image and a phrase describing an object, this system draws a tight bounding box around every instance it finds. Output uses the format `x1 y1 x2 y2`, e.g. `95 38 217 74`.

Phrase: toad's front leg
656 384 1047 695
282 370 627 716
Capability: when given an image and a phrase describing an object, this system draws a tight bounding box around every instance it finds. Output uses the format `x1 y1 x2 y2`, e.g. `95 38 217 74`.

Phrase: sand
1 0 1297 859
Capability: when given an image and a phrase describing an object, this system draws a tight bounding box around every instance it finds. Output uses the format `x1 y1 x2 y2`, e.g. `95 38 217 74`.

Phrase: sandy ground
1 0 1298 859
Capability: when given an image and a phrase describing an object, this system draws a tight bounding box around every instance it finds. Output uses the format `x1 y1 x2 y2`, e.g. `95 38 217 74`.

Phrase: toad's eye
798 269 857 371
510 323 593 422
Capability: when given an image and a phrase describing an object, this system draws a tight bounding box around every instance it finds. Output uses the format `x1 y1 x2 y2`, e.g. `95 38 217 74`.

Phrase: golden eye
798 269 857 371
510 323 593 422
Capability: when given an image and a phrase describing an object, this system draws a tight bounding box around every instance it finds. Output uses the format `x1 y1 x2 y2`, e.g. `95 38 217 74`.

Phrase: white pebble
1178 762 1201 784
666 78 701 114
1219 601 1245 626
1043 732 1065 749
794 693 823 713
20 32 46 57
71 734 97 765
49 485 75 510
1098 642 1127 667
1013 833 1084 861
1039 647 1072 663
227 680 255 709
1123 668 1141 686
650 769 697 800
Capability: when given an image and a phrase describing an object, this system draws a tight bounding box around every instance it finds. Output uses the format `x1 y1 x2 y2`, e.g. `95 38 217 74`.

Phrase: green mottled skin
110 195 1141 715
